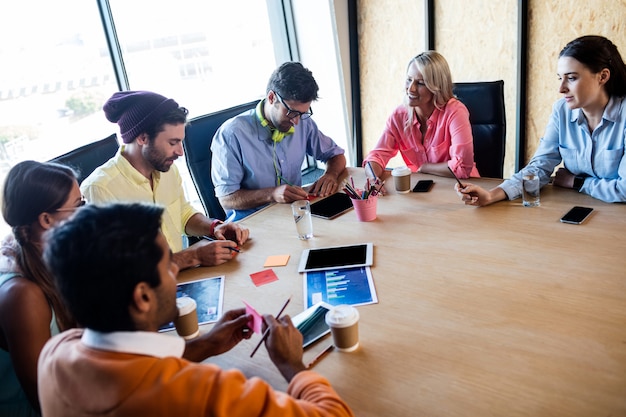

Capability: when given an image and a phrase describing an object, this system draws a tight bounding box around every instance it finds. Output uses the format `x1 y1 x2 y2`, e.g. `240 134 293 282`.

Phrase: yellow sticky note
264 254 290 267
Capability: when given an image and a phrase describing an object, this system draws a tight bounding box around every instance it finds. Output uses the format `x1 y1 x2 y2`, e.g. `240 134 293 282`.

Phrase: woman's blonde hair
405 51 454 128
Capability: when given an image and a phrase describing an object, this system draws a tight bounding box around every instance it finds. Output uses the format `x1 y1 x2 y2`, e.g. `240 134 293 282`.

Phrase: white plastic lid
391 166 411 176
176 296 197 316
325 305 359 328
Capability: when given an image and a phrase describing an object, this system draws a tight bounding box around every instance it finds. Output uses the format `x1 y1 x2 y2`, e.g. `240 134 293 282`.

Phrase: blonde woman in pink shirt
364 51 479 179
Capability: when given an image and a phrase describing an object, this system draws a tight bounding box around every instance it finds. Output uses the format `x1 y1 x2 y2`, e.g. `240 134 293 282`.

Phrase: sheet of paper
250 269 279 286
242 300 264 333
264 254 290 267
304 266 378 308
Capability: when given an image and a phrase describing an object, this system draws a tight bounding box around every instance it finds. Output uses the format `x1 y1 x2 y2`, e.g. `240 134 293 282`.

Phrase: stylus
307 344 334 369
448 166 465 188
201 235 240 253
250 296 292 357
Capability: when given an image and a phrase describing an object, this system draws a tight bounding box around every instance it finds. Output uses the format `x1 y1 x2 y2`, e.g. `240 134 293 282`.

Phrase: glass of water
522 167 541 207
291 200 313 239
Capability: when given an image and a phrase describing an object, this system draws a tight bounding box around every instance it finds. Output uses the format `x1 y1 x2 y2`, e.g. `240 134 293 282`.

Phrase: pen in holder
343 178 383 222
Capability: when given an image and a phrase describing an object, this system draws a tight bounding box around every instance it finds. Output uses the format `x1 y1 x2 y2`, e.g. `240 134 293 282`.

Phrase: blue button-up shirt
211 107 345 220
501 96 626 202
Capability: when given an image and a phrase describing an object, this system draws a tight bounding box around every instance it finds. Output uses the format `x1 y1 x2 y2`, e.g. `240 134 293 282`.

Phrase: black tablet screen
310 193 353 219
305 244 367 270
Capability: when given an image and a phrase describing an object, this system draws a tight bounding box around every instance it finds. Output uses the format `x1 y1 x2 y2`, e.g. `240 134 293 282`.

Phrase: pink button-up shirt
364 98 479 178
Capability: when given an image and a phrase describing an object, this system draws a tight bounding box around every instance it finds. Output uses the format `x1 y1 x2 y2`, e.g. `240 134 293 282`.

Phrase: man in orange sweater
38 203 354 417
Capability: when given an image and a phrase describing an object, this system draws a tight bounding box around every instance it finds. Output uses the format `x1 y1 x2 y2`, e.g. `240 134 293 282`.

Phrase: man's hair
146 107 189 142
266 61 319 103
44 203 165 332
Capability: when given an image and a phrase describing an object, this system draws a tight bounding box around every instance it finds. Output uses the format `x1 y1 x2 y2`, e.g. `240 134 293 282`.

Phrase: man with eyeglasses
211 62 347 221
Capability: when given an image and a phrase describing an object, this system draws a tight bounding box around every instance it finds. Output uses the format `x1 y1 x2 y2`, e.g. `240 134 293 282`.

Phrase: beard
143 145 176 172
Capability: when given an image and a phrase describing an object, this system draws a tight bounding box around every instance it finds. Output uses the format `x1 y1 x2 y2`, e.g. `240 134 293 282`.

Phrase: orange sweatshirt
38 329 354 417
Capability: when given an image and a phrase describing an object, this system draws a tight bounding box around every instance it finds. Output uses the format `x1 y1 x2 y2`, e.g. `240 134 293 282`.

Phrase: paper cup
391 166 412 193
325 305 360 352
174 296 200 340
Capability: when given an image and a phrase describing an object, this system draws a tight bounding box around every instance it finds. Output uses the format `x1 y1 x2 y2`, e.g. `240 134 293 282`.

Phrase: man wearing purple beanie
81 90 249 270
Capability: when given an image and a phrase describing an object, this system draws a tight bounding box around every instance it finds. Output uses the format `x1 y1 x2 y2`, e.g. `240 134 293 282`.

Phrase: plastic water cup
522 168 540 207
291 200 313 239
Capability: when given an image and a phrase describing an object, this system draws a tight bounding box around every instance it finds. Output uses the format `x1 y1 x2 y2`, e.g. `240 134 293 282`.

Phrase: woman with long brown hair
0 160 80 416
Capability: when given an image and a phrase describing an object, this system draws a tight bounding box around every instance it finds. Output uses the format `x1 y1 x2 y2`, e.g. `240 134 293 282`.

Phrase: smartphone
560 206 594 224
412 180 434 192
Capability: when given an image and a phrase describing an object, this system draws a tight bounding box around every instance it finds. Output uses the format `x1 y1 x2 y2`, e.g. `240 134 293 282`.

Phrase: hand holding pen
275 175 309 202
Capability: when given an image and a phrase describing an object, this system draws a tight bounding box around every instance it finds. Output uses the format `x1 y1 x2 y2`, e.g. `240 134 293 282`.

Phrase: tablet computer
292 301 332 348
298 242 374 273
309 192 353 219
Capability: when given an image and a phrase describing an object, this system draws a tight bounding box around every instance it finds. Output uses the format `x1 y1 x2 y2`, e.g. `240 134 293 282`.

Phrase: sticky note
264 254 290 267
243 300 263 333
250 269 279 287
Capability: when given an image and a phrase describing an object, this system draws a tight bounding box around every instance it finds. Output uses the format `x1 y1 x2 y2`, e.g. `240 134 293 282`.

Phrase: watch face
574 176 584 190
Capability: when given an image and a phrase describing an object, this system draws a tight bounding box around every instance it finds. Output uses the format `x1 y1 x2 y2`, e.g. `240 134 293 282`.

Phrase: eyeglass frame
274 91 313 120
55 197 87 212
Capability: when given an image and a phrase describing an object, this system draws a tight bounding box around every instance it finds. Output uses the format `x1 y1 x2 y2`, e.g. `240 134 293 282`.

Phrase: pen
447 166 465 189
201 235 240 253
306 344 334 369
250 296 292 357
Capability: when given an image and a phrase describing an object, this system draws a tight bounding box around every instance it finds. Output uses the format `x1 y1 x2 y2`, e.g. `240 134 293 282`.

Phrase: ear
267 90 277 105
599 68 611 85
136 132 150 146
131 282 154 315
37 212 54 230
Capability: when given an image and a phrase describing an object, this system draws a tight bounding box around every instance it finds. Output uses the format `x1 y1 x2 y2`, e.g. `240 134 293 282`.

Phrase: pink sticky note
250 269 279 287
243 300 263 334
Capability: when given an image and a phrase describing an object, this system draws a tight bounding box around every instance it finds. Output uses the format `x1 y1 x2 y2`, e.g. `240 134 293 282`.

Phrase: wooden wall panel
357 0 626 177
357 0 425 168
435 0 518 178
526 0 626 164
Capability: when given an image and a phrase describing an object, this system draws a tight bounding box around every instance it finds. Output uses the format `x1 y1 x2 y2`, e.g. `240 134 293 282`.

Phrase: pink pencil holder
351 195 378 221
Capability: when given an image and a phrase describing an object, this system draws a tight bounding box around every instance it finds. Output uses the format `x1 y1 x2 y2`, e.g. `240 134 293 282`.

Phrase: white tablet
297 243 374 273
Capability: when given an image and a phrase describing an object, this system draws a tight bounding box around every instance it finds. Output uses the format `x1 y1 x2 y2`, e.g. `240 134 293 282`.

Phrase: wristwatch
573 175 586 191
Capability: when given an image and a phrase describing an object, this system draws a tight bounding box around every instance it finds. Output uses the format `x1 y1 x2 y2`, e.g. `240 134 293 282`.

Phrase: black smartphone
560 206 594 224
412 180 434 192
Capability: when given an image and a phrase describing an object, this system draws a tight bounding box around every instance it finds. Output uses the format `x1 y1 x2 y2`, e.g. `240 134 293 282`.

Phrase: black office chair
183 100 258 220
49 133 119 184
453 80 506 178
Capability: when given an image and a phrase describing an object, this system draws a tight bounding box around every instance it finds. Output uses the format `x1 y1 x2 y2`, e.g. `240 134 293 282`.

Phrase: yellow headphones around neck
256 100 294 143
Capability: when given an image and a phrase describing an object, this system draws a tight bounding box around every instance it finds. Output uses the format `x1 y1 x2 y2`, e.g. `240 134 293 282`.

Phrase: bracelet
208 219 223 237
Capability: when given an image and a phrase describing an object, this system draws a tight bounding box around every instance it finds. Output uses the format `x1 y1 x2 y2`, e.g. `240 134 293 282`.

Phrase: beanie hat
103 91 179 143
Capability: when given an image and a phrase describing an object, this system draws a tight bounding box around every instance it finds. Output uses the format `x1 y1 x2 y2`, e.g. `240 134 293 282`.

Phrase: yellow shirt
81 147 199 252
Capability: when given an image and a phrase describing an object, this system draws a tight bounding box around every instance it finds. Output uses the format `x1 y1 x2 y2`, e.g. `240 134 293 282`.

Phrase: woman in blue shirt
457 35 626 205
0 161 79 416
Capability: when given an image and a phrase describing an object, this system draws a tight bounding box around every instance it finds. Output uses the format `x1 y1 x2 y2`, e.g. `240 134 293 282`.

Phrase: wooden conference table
179 168 626 417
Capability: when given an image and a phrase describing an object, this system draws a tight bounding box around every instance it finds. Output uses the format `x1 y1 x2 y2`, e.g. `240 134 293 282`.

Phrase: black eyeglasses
275 92 313 120
56 197 87 212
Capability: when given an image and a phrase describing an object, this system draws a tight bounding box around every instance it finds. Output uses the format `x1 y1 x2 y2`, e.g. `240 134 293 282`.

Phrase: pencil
250 296 292 358
306 344 334 369
201 235 240 253
278 175 295 187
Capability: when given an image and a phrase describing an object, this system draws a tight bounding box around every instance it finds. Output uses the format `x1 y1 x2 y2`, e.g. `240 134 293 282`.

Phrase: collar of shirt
571 95 622 124
81 328 185 358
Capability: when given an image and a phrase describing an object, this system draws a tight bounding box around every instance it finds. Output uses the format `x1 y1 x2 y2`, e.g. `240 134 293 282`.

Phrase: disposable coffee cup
325 305 359 352
391 166 412 193
174 296 200 340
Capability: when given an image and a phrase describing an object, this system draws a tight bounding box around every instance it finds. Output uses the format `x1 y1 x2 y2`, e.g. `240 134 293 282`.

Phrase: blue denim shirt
500 96 626 203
